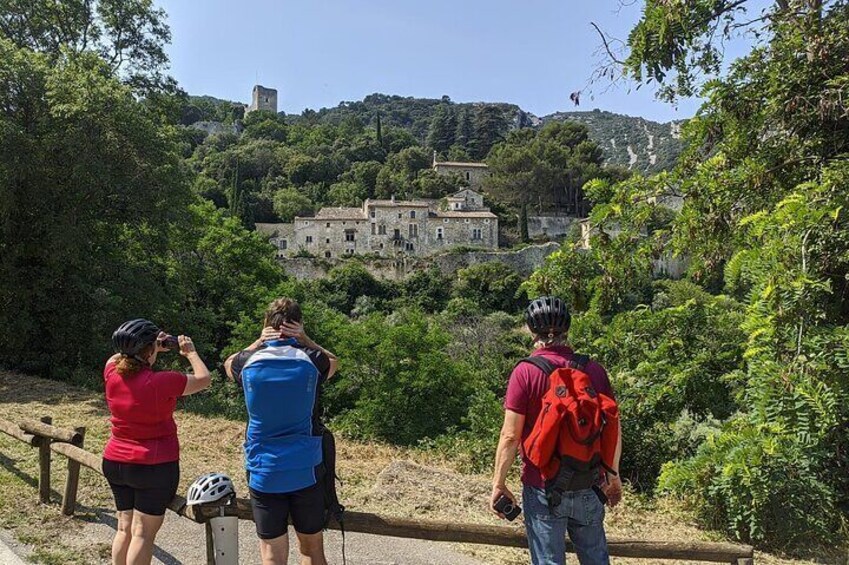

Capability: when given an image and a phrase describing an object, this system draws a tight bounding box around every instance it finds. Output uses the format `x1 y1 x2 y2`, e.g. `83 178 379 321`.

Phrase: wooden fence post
37 416 52 504
61 426 86 516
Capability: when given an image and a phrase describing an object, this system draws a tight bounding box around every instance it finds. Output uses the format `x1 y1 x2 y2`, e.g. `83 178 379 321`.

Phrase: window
379 243 384 249
305 236 313 244
465 172 471 181
303 221 310 226
345 230 355 242
393 228 400 239
410 210 416 219
472 228 482 240
326 238 330 244
397 213 402 219
378 224 386 235
453 202 461 210
278 239 288 250
370 210 376 218
436 228 444 240
326 223 330 228
409 223 418 238
345 249 354 255
325 251 331 258
443 218 450 223
464 218 470 223
405 242 414 252
371 224 376 235
484 219 490 224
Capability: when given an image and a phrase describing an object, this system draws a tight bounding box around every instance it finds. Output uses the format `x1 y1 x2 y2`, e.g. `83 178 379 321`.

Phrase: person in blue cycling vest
225 297 338 565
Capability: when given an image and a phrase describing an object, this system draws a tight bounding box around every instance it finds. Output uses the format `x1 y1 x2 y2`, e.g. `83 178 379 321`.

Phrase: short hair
263 297 302 329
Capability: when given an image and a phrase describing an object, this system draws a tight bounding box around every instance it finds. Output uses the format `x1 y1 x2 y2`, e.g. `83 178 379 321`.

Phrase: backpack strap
518 356 558 377
568 354 590 371
518 354 591 375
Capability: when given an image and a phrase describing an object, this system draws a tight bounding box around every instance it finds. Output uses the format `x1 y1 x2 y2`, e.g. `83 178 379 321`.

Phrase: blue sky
158 0 755 123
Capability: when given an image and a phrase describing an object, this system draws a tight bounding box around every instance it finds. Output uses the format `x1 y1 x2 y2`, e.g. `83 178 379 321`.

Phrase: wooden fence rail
0 416 755 564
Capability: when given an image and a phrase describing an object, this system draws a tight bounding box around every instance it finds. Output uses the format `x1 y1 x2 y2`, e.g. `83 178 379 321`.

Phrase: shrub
659 418 840 549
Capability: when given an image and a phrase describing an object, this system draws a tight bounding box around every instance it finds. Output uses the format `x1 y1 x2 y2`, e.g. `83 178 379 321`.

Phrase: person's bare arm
280 322 339 379
225 327 280 381
490 409 524 518
179 336 211 396
603 420 623 507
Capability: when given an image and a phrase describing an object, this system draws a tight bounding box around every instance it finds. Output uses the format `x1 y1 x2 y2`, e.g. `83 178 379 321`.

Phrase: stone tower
246 85 278 115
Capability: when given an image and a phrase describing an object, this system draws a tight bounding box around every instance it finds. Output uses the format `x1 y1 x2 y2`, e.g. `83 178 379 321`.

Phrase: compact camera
159 335 179 349
493 494 521 521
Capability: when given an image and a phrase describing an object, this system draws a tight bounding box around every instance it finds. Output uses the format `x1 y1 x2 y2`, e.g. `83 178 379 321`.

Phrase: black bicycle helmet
112 318 160 359
525 296 571 337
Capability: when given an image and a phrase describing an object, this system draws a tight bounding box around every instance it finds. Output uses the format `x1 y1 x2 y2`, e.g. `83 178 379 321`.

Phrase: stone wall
279 242 560 281
527 215 579 239
187 121 242 136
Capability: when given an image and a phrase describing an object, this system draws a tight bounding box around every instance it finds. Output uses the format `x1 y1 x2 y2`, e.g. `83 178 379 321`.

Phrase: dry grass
0 369 843 564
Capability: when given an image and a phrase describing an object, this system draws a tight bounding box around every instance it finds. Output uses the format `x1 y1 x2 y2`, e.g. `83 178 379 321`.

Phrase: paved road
0 529 28 564
77 511 489 565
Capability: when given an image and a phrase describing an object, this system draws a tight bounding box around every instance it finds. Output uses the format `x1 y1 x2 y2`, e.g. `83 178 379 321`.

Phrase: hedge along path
0 415 755 565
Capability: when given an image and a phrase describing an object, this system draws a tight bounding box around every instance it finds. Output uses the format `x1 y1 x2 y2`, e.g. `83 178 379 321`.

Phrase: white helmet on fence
186 473 235 506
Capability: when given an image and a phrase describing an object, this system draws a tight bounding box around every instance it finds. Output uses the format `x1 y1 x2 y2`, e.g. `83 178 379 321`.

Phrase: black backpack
319 426 345 526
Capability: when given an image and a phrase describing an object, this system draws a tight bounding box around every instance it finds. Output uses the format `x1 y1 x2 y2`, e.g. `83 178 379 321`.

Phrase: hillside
542 109 685 173
184 92 686 173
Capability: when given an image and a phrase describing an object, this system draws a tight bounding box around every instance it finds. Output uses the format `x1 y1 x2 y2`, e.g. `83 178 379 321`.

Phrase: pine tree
454 108 475 155
472 105 507 160
426 104 456 156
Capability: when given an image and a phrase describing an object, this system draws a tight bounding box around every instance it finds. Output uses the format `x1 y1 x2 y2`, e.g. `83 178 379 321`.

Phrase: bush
659 419 841 549
328 310 474 444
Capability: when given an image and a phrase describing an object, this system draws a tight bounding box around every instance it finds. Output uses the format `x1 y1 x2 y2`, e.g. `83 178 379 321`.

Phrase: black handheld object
592 485 608 506
159 335 179 349
493 494 521 521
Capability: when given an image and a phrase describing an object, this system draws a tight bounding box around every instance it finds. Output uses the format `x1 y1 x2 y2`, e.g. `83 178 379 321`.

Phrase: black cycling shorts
102 458 179 516
249 479 327 539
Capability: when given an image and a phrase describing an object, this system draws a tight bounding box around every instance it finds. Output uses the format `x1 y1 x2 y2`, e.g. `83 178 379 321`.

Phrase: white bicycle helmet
186 473 235 506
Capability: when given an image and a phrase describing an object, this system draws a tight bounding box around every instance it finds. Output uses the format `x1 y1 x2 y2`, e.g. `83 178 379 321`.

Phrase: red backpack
520 355 619 495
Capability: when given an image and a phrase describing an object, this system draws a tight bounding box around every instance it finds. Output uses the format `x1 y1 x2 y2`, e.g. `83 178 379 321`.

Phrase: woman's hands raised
178 335 197 358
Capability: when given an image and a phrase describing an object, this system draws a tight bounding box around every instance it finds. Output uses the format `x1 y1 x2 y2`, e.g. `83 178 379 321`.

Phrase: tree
0 0 174 94
452 262 523 314
273 188 314 222
487 122 607 240
471 104 507 159
0 41 190 378
575 0 849 549
426 103 456 155
454 108 474 152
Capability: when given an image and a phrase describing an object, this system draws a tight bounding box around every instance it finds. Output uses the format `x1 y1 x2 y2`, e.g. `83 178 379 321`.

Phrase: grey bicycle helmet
525 296 571 337
186 473 235 506
112 319 160 359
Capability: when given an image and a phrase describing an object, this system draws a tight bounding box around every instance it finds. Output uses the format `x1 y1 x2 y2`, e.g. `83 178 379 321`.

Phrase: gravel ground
61 509 488 565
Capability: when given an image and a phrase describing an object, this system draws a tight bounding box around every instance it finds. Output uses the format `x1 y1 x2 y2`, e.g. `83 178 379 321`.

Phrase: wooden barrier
36 416 52 503
61 427 85 515
189 500 754 563
19 418 84 444
0 415 756 564
0 419 37 446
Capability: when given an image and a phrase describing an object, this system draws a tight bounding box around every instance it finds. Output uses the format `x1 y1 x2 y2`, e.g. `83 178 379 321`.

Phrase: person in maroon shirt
103 319 211 565
491 297 622 565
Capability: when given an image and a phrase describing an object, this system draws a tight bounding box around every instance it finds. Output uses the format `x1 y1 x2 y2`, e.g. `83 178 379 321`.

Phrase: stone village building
431 152 490 190
257 188 498 259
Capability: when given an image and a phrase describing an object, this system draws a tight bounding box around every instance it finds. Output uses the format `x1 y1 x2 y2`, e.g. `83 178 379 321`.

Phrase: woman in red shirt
103 319 211 565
